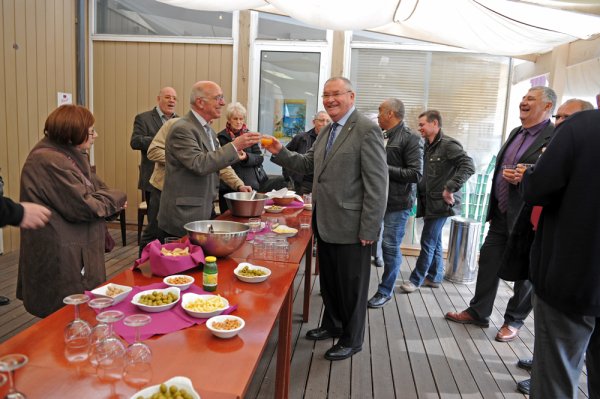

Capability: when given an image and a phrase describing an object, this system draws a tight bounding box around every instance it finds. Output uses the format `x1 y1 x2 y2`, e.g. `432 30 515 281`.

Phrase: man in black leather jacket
367 99 423 308
401 110 474 293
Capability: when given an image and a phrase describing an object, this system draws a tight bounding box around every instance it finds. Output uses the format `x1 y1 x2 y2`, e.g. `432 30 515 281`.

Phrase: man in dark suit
157 81 260 238
520 109 600 398
131 87 178 249
445 86 556 343
266 77 388 361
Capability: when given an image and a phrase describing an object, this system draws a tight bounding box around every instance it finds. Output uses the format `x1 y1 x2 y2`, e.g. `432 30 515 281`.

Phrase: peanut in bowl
163 274 195 291
206 315 245 339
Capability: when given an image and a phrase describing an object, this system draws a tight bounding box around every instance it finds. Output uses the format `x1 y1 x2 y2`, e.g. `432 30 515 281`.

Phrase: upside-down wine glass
122 314 153 388
95 310 126 383
0 353 28 399
87 297 115 367
63 294 92 364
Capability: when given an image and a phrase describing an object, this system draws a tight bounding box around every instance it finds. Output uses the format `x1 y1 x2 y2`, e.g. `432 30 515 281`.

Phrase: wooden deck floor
0 228 589 398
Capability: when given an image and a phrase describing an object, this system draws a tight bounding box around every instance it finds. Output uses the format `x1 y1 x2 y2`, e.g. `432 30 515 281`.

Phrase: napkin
133 239 205 277
265 188 303 203
86 282 237 344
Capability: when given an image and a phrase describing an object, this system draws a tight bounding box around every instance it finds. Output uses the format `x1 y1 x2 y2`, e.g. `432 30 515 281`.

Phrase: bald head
189 81 225 123
157 86 177 116
554 98 594 127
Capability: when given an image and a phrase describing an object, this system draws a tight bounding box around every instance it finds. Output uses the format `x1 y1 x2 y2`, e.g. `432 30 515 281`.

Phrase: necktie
325 122 340 156
497 129 528 213
204 124 216 151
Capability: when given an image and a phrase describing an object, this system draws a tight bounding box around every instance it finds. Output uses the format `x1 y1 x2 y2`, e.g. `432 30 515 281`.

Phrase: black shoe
367 292 391 308
517 358 533 371
0 296 10 306
517 378 530 395
373 257 384 268
324 343 362 361
306 327 341 341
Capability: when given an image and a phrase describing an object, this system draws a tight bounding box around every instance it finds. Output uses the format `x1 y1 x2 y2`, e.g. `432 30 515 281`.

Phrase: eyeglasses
88 128 98 136
552 114 570 121
314 118 330 123
321 91 352 99
162 95 177 101
200 95 225 102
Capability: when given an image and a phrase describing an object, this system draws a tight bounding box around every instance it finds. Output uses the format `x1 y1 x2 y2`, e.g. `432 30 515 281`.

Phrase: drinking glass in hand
0 354 29 399
63 294 92 364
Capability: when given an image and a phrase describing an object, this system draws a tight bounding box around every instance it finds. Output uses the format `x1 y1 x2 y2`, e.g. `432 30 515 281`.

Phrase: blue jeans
410 217 447 286
377 209 411 297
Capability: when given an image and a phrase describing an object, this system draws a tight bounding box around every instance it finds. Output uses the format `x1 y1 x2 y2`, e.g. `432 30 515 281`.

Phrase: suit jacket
487 122 555 229
130 108 166 192
158 111 239 237
273 110 388 244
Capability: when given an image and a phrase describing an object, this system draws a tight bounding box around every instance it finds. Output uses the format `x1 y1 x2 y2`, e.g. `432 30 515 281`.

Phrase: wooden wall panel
0 0 76 251
91 41 233 224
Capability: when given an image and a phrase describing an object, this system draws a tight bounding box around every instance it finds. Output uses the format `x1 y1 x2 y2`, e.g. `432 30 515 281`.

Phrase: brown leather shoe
445 310 489 327
495 324 519 342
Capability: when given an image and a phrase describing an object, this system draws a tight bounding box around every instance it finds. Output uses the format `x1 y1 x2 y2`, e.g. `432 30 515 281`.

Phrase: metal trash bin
444 217 481 284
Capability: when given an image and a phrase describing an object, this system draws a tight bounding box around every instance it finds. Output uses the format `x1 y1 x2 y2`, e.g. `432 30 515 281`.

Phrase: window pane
95 0 232 38
257 13 327 41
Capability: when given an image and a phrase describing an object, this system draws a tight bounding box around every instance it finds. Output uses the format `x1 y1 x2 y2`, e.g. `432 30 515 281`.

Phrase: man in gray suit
131 86 178 249
157 81 260 238
266 77 388 361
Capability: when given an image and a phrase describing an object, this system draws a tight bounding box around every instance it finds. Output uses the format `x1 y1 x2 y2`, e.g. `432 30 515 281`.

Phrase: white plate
272 225 298 238
206 315 245 339
234 262 271 283
131 287 180 313
181 293 229 319
130 376 200 399
163 275 195 291
264 205 284 213
91 283 132 305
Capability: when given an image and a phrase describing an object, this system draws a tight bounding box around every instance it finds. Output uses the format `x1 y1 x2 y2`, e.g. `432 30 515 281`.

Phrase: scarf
226 122 248 140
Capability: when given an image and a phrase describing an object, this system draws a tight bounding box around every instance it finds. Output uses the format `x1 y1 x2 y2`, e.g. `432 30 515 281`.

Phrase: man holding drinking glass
445 86 556 343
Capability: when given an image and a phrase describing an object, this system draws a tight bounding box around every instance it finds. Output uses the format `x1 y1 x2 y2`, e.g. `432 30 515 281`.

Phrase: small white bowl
163 275 195 291
130 376 200 399
181 293 229 319
206 315 245 339
265 205 284 213
131 287 180 313
91 283 132 305
234 262 271 283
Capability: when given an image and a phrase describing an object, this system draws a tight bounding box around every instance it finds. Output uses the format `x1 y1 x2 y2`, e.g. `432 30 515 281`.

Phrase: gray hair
225 102 247 120
383 98 405 120
313 110 329 120
325 76 354 92
563 98 594 112
189 83 206 105
531 86 557 112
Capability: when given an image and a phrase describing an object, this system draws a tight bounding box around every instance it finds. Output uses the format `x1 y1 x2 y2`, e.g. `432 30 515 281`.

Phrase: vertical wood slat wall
0 0 76 252
92 41 233 227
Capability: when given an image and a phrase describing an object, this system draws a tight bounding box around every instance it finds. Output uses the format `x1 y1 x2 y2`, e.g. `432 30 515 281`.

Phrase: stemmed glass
122 314 152 388
88 297 115 367
63 294 92 364
95 310 126 383
260 135 273 156
0 353 28 399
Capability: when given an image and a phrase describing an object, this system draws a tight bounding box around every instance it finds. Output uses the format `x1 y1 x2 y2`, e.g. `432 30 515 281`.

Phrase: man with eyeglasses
284 110 331 194
157 81 261 238
131 87 178 251
265 77 388 361
445 86 556 343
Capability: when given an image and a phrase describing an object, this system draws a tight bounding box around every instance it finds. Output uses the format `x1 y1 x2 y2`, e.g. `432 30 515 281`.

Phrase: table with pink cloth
86 282 236 344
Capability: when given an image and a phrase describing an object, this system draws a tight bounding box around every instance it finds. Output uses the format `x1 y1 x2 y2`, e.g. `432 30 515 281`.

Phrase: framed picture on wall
282 99 306 138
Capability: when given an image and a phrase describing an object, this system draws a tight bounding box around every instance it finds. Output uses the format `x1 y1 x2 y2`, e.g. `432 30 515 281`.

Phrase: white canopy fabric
158 0 600 57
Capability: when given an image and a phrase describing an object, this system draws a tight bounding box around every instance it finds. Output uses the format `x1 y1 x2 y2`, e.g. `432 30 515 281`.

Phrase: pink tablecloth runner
265 199 304 209
86 282 237 344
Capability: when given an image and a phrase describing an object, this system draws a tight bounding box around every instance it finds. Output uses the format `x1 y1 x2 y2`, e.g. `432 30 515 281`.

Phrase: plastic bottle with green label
203 256 218 292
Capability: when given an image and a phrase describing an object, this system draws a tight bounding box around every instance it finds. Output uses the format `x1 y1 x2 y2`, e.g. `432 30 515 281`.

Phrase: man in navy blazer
446 86 556 343
267 77 388 360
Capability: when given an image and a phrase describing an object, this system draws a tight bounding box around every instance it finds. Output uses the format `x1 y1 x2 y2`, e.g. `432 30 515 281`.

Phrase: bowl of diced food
91 283 132 305
206 315 245 339
130 376 199 399
131 287 180 313
234 262 271 283
265 205 284 213
163 275 195 291
181 293 229 319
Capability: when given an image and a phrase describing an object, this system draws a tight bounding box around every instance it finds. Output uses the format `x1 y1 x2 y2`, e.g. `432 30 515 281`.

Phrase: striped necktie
325 122 340 156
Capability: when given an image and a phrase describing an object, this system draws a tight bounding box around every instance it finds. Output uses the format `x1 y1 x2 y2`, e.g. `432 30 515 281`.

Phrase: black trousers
315 229 372 349
140 186 162 251
467 209 533 328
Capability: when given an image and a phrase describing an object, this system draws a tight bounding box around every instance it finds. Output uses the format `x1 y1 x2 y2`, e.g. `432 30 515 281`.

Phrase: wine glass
0 353 28 399
88 297 115 367
95 310 126 383
63 294 92 364
122 314 152 388
260 135 273 156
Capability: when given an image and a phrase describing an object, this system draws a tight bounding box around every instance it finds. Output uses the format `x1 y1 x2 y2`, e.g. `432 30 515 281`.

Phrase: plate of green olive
234 262 271 283
130 376 200 399
131 287 180 313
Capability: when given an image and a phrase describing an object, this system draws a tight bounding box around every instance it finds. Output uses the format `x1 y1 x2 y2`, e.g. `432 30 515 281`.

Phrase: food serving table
0 257 299 398
217 208 315 322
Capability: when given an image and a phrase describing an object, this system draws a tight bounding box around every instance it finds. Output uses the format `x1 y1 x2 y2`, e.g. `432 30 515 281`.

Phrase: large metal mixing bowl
184 220 249 257
224 192 269 217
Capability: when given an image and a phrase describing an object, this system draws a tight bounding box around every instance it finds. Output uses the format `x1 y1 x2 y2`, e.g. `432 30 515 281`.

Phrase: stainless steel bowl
184 220 249 257
223 192 269 217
